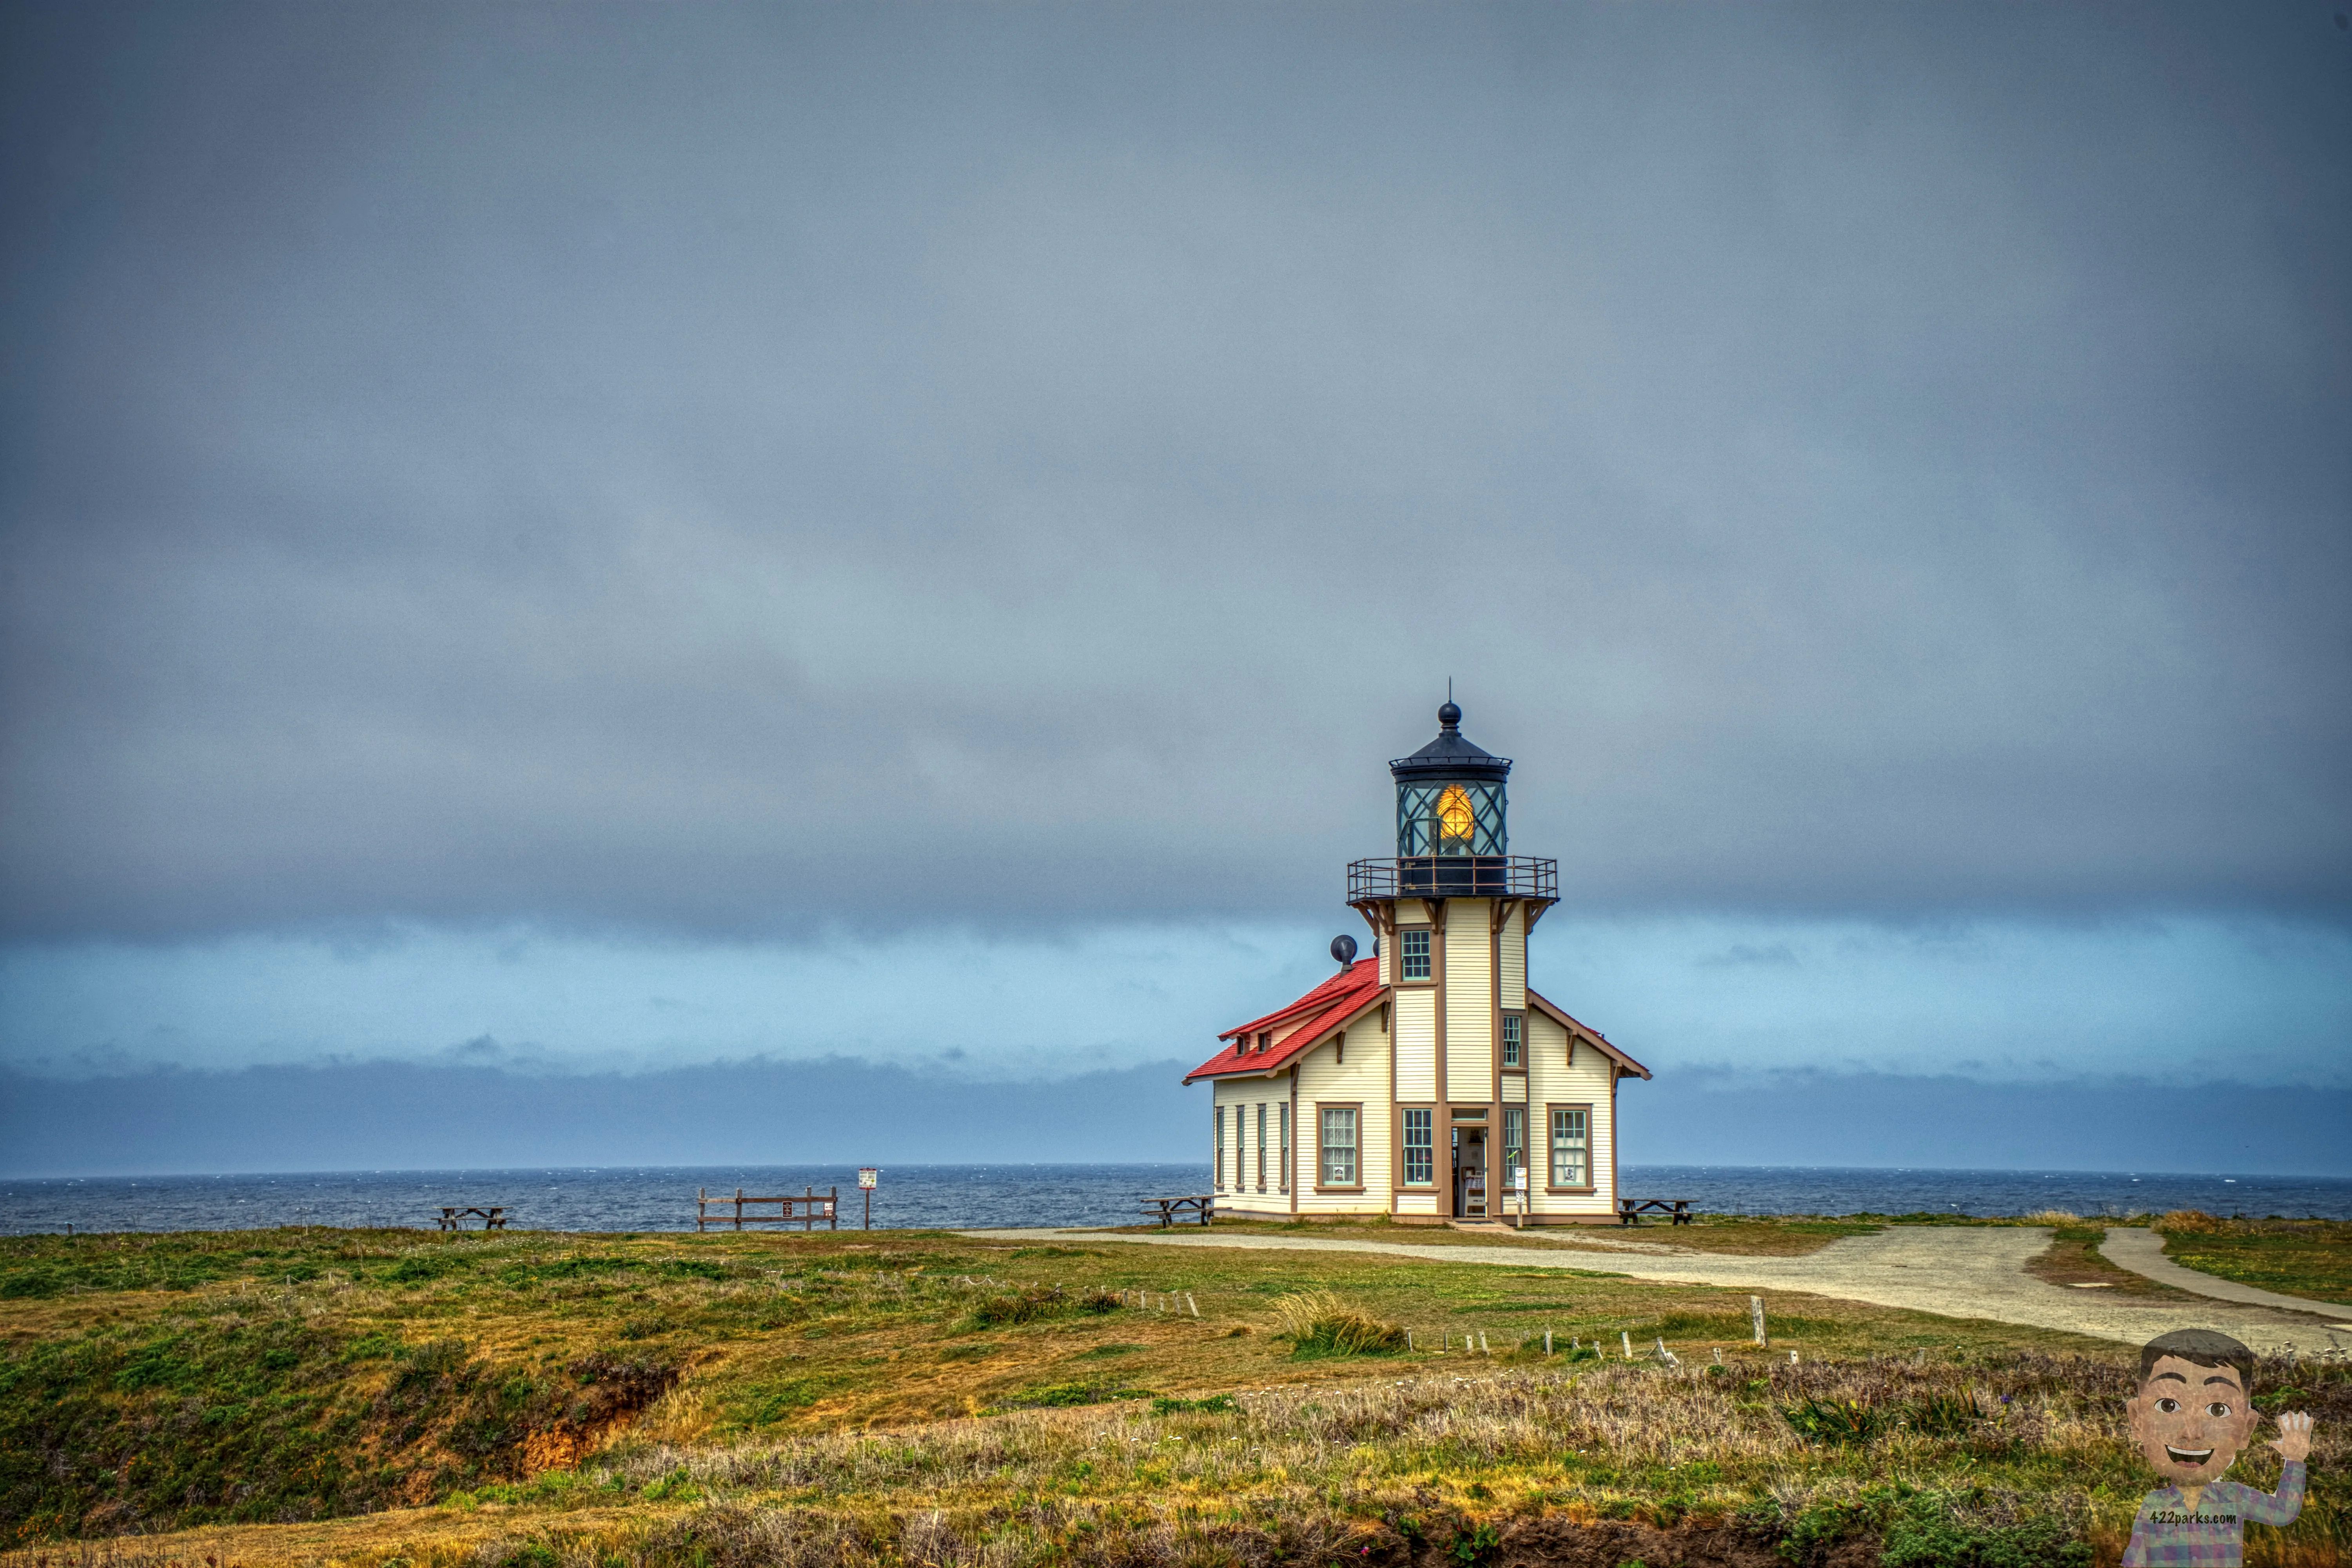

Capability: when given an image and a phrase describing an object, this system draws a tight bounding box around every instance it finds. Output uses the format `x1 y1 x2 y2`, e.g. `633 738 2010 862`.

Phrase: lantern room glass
1396 780 1507 857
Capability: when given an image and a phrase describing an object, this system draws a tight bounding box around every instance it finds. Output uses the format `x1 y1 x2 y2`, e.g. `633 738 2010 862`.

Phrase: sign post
857 1167 879 1230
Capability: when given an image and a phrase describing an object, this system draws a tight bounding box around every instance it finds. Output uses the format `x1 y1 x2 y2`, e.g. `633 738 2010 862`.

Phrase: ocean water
2 1163 2348 1235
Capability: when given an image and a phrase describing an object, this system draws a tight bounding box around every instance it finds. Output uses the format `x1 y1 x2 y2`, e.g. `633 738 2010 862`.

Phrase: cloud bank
3 3 2345 945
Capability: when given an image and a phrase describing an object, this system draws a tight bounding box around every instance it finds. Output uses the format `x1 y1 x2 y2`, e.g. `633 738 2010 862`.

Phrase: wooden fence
696 1186 838 1232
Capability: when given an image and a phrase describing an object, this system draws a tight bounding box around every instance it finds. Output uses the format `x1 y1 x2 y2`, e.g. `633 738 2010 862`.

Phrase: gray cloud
3 2 2346 942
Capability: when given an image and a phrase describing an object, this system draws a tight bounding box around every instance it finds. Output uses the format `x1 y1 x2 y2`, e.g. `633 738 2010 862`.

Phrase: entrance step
1446 1220 1511 1232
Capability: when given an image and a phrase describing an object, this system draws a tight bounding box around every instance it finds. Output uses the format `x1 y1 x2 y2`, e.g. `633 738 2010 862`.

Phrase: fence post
1750 1296 1768 1346
830 1187 839 1232
1621 1330 1633 1360
735 1188 744 1231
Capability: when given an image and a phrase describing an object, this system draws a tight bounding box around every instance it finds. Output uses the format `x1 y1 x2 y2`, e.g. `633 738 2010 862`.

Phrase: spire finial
1438 681 1461 730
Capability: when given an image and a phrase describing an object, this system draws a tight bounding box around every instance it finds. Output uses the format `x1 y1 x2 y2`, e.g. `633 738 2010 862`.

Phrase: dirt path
2099 1226 2352 1316
961 1225 2352 1353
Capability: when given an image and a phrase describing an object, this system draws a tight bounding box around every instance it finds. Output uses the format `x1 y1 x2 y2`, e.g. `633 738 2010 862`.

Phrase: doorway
1453 1125 1488 1218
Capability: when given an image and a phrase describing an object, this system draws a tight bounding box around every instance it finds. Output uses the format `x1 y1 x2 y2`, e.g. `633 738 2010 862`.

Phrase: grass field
2157 1215 2352 1304
3 1223 2346 1567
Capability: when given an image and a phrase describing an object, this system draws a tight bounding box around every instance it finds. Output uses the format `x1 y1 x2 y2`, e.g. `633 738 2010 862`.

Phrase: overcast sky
2 4 2347 1168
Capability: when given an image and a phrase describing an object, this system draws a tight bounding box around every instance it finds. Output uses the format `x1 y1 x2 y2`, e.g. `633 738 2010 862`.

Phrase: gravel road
960 1225 2352 1354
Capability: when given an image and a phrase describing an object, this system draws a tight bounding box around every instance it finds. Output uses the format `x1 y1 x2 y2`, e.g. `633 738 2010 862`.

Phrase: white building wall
1499 905 1527 1011
1520 1010 1619 1219
1444 902 1494 1103
1392 989 1437 1101
1292 1023 1392 1214
1211 1075 1291 1216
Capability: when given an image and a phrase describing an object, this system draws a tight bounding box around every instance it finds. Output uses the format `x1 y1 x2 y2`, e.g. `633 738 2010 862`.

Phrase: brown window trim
1397 1102 1437 1188
1313 1100 1366 1193
1544 1100 1598 1195
1395 926 1436 985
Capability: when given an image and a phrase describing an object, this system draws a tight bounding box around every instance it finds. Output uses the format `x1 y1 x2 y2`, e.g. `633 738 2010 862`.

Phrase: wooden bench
697 1187 838 1232
1617 1198 1694 1227
437 1206 507 1231
1141 1195 1216 1229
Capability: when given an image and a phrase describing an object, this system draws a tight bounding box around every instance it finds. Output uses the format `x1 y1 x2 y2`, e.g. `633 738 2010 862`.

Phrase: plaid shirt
2122 1461 2305 1566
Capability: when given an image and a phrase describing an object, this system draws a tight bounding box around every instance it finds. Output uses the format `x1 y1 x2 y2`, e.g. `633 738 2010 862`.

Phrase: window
1256 1031 1270 1053
1319 1107 1358 1186
1402 1107 1434 1185
1279 1103 1291 1192
1215 1107 1226 1189
1501 1012 1523 1068
1255 1103 1267 1191
1401 929 1431 981
1550 1106 1590 1188
1397 781 1507 857
1503 1106 1526 1191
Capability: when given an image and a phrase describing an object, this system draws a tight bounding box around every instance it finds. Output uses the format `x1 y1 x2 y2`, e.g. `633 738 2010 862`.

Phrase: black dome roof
1388 702 1512 784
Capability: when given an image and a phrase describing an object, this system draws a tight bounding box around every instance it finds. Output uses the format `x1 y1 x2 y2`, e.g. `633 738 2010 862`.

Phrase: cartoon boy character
2123 1328 2314 1566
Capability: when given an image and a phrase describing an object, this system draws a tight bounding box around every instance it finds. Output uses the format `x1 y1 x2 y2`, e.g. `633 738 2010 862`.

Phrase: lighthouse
1185 701 1649 1224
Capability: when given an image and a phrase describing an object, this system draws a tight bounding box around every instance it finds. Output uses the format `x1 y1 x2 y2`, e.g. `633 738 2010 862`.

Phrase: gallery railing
1346 855 1558 901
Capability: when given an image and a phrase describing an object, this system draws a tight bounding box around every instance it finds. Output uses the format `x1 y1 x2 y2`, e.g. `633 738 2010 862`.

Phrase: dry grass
13 1225 2352 1566
28 1352 2348 1567
1267 1290 1408 1356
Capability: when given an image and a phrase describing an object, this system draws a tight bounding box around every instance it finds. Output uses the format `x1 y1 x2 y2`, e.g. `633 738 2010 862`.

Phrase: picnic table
1616 1198 1693 1227
1141 1194 1216 1229
437 1206 507 1231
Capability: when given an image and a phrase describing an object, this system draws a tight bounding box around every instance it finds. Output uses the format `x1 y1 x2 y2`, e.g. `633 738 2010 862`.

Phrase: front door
1454 1128 1487 1218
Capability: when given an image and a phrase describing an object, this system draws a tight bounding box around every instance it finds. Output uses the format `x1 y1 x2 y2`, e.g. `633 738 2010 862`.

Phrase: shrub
965 1285 1122 1328
2157 1209 2225 1233
1782 1396 1883 1445
1150 1394 1238 1414
1271 1291 1408 1358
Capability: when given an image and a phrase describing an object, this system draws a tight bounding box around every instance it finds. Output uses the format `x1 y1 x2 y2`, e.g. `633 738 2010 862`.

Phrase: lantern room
1388 700 1511 896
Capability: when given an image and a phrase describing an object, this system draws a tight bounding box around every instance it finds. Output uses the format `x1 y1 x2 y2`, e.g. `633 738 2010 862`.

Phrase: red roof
1183 958 1386 1083
1178 958 1653 1084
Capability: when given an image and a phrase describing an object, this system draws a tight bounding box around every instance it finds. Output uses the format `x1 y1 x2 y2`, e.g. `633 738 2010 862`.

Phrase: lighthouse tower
1186 701 1648 1224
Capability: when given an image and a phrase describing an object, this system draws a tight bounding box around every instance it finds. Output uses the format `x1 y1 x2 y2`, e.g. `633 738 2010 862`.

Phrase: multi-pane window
1215 1107 1226 1189
1550 1107 1590 1187
1279 1103 1291 1192
1400 929 1431 980
1255 1104 1267 1191
1503 1106 1526 1191
1397 781 1508 856
1319 1107 1358 1186
1402 1107 1434 1185
1501 1012 1523 1067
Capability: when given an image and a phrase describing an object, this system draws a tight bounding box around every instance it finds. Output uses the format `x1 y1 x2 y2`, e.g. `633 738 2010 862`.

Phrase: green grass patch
2156 1214 2352 1301
989 1380 1156 1410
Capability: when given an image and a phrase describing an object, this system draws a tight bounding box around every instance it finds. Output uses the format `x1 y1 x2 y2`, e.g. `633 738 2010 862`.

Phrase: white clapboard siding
1392 987 1437 1100
1444 903 1494 1091
1293 1022 1392 1213
1521 1009 1619 1218
1499 903 1527 1011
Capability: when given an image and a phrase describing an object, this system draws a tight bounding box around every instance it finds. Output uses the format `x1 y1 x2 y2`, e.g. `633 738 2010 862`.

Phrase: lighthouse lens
1436 785 1475 849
